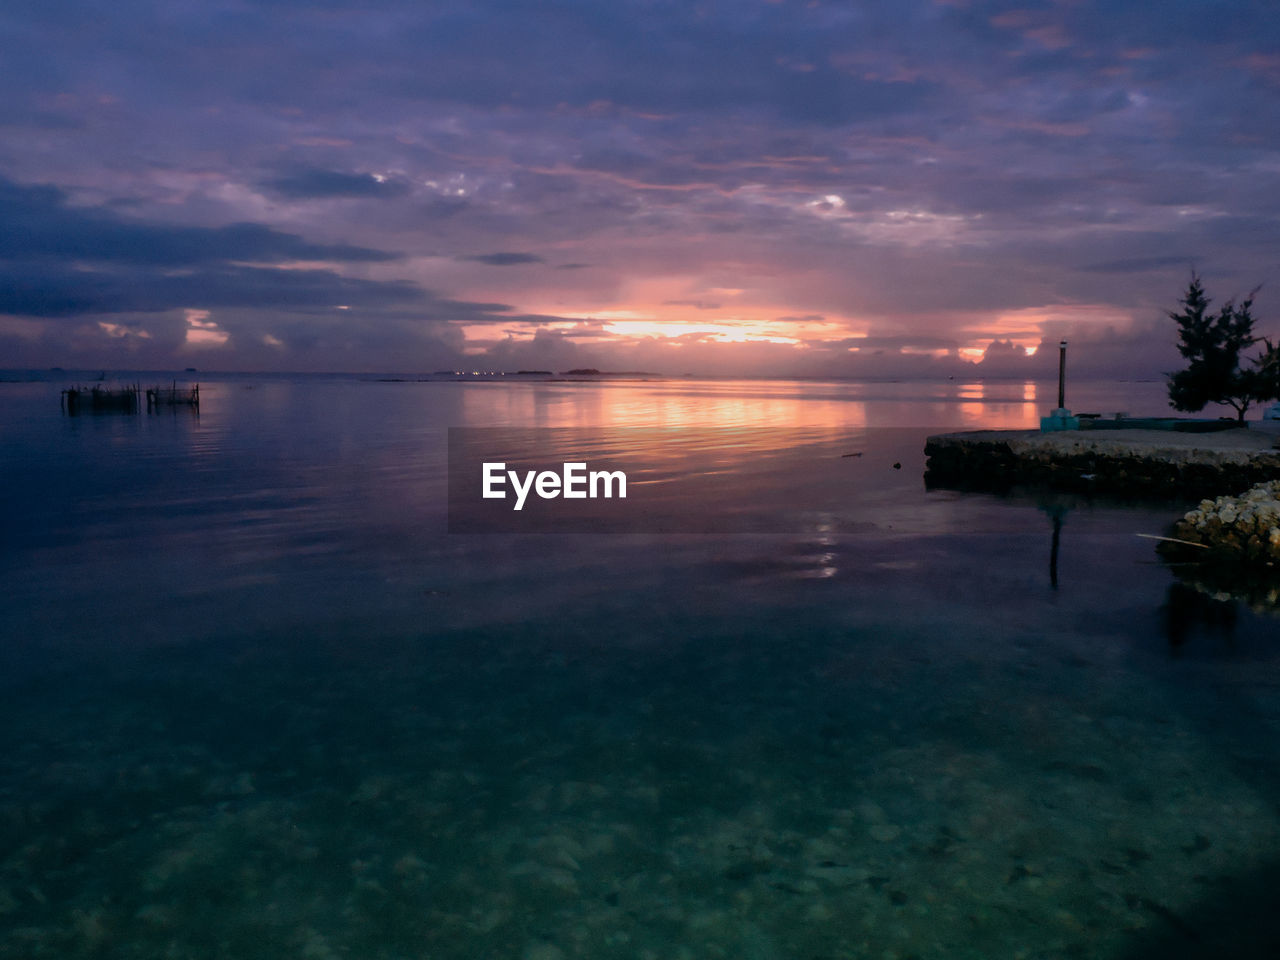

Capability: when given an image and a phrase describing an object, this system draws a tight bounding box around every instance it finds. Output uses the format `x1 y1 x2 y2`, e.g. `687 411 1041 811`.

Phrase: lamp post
1057 340 1067 411
1040 340 1078 431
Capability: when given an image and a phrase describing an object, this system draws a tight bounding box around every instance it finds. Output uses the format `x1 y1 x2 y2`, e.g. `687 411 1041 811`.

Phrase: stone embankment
924 428 1280 498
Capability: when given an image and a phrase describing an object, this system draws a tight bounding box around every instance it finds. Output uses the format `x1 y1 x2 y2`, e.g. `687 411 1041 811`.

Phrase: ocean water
2 373 1279 959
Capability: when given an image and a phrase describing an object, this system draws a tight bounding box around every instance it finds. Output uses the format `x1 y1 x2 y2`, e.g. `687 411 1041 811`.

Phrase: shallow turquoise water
2 375 1279 959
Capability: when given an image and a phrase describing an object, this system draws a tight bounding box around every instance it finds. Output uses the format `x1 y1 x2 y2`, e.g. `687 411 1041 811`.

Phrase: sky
0 0 1278 379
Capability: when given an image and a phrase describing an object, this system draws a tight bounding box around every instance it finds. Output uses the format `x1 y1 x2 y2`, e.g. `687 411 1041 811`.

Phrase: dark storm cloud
0 1 940 130
0 176 427 317
362 1 937 125
0 0 1278 371
260 168 412 199
0 178 396 266
460 252 546 266
0 262 424 317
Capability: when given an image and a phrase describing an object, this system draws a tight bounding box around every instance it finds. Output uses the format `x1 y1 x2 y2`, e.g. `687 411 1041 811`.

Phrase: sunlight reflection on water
2 373 1273 960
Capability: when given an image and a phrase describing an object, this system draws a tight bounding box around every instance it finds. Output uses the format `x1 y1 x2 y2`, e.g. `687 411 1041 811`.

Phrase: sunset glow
0 2 1275 377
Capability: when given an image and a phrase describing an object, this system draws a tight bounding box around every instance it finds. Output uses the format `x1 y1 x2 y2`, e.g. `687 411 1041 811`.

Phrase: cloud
1 0 1278 375
0 262 423 317
0 178 398 266
259 168 413 199
0 176 426 318
1078 256 1198 274
663 299 721 310
840 335 960 352
461 252 546 266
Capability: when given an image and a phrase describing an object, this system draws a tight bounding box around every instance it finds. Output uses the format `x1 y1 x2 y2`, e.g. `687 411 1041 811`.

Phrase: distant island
411 368 661 378
559 368 659 377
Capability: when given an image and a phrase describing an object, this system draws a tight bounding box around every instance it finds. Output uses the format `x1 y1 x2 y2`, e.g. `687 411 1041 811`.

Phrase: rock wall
924 433 1280 498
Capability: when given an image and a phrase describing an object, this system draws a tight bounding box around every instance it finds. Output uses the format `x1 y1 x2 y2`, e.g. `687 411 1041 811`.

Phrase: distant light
336 304 350 310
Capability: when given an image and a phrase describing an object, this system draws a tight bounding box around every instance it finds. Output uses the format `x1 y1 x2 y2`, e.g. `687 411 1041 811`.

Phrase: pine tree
1166 274 1271 421
1255 337 1280 406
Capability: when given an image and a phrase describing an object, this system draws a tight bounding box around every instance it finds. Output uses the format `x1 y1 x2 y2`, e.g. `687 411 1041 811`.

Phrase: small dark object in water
146 381 200 411
1125 893 1201 942
841 451 863 458
723 859 770 881
892 461 902 470
926 830 958 859
1007 864 1033 884
1182 834 1211 856
62 384 140 414
769 880 807 895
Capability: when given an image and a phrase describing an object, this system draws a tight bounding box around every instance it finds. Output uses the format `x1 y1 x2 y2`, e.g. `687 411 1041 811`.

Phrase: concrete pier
925 427 1280 497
